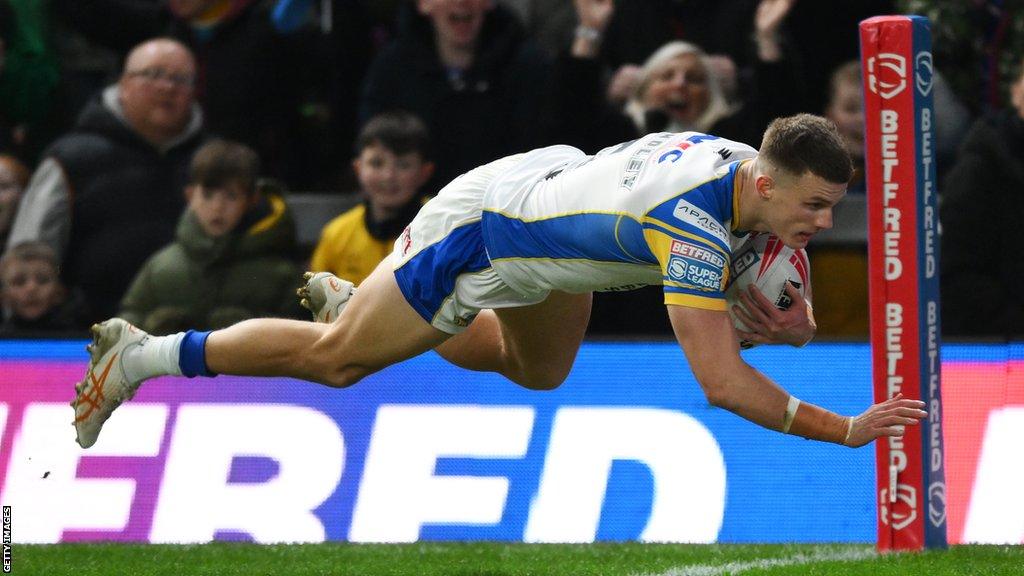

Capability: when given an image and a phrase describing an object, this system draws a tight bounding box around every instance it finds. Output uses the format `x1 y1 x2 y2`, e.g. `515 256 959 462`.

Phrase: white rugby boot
72 319 149 448
297 271 356 323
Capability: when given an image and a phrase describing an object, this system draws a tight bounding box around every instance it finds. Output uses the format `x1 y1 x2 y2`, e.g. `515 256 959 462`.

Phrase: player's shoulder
665 131 757 166
639 133 753 202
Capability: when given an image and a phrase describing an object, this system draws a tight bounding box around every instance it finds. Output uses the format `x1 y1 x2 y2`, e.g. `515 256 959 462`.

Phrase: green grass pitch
15 542 1024 575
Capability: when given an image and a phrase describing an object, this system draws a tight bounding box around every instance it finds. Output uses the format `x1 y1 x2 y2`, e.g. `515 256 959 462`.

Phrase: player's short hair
759 114 853 184
189 139 260 194
0 241 59 277
356 111 432 160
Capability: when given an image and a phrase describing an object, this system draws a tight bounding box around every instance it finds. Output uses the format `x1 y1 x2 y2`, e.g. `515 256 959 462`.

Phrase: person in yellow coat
310 111 434 286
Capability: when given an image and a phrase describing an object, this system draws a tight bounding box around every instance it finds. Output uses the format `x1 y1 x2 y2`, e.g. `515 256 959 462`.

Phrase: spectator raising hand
571 0 614 58
754 0 796 61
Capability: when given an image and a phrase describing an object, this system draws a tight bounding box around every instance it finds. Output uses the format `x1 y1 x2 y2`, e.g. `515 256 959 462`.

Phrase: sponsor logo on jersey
620 133 673 192
670 240 725 268
656 133 721 164
672 200 729 245
668 255 723 290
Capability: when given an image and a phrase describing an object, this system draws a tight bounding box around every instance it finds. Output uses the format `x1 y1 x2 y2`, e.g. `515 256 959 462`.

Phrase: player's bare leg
434 291 593 390
72 258 450 447
205 258 449 386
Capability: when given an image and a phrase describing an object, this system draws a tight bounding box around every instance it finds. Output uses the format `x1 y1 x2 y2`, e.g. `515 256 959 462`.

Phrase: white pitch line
634 547 877 576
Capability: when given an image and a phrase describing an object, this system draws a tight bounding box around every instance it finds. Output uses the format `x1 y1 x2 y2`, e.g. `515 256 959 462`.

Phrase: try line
634 546 878 576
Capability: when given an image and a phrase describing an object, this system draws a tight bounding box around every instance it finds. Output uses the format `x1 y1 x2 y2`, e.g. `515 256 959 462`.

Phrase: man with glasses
5 37 205 325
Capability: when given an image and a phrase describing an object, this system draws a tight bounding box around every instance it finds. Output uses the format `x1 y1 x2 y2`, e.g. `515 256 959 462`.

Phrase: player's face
641 53 710 126
418 0 492 51
827 81 865 161
188 184 253 238
764 171 847 249
354 143 432 216
2 259 63 321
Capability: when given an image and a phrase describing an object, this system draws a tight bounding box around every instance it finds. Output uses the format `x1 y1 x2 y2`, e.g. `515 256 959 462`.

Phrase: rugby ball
726 234 810 348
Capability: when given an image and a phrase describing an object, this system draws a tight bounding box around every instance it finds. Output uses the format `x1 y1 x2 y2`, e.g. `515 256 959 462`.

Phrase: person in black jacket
5 37 205 324
939 66 1024 339
52 0 304 183
359 0 551 193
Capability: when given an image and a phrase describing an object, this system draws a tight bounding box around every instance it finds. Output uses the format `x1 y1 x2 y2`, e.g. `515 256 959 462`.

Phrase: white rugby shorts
391 154 549 334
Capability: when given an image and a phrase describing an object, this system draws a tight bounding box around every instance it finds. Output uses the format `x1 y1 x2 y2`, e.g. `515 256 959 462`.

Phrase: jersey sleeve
642 187 732 310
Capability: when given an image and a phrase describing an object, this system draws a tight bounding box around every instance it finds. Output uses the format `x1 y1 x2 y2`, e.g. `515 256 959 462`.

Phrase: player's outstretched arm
667 304 926 446
843 393 927 447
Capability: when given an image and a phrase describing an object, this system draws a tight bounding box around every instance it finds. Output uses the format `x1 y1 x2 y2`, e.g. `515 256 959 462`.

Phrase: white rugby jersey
480 132 758 310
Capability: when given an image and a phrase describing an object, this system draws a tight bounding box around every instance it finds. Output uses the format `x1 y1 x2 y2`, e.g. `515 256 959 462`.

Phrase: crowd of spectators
0 0 1019 340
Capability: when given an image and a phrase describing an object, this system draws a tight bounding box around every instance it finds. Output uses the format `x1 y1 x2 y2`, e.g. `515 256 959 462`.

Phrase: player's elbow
693 369 740 411
700 380 736 410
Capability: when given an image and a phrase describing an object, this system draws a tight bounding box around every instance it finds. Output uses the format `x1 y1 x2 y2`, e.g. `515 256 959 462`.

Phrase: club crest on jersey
672 200 729 245
668 255 723 290
670 239 725 268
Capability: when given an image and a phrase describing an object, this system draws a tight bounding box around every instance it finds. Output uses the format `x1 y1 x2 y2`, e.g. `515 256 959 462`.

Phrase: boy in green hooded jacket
119 139 304 334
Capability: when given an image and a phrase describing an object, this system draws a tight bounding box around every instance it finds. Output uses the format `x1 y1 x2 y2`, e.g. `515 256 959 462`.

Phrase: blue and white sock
122 330 217 382
122 332 185 382
178 330 217 377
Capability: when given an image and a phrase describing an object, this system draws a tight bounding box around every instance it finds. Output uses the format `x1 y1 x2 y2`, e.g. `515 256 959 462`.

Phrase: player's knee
513 364 569 391
320 362 371 389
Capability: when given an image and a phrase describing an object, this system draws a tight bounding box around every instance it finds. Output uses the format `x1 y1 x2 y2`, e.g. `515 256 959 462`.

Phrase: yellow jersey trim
664 293 728 311
731 159 751 232
641 221 729 255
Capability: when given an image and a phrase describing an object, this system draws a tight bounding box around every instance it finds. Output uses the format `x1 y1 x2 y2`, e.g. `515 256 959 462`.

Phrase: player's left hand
732 281 815 347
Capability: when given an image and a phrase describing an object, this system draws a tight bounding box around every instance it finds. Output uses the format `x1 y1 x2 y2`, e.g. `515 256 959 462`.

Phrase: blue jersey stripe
482 211 655 264
394 222 491 323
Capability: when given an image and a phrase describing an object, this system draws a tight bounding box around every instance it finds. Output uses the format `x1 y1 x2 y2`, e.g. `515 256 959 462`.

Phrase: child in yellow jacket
310 112 434 286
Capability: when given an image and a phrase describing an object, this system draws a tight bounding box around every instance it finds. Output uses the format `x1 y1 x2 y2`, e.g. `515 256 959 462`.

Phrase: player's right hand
844 393 927 447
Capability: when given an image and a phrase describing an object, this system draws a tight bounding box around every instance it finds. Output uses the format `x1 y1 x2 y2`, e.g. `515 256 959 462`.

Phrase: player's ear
755 174 775 200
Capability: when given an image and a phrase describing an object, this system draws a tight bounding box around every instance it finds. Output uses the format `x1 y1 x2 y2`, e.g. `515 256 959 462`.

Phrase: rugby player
72 113 926 449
